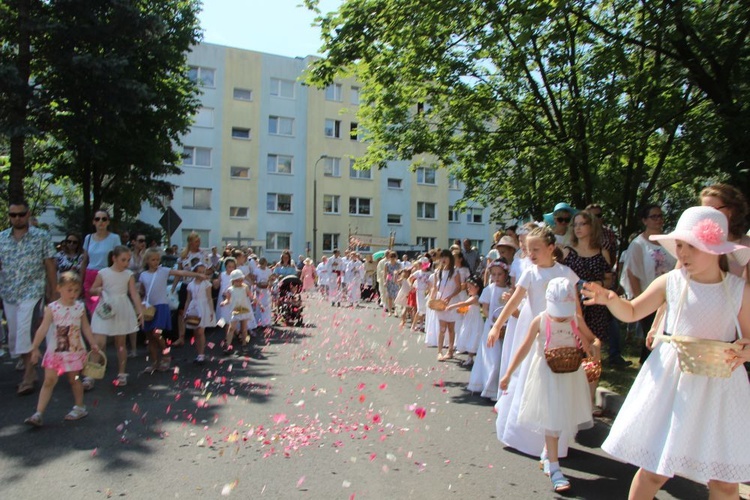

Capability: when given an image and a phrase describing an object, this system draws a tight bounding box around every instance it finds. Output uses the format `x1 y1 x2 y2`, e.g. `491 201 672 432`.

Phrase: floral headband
488 259 509 271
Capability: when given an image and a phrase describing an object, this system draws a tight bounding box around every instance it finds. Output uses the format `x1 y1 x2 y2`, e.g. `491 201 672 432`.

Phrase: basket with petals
185 315 201 326
427 299 446 311
655 335 740 378
582 359 602 383
82 351 107 379
545 347 584 373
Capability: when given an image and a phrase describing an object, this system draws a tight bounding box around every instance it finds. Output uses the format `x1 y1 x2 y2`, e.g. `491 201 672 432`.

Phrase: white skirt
91 294 138 336
602 341 750 484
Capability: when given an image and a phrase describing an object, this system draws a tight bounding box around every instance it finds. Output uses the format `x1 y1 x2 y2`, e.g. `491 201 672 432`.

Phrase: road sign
159 206 182 237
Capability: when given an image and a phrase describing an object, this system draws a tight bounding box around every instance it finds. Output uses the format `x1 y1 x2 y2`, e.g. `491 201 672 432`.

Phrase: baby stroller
274 275 304 326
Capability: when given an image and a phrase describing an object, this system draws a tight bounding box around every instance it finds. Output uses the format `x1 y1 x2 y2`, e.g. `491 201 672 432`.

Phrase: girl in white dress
500 277 599 492
424 271 440 346
89 246 144 388
184 263 216 364
219 269 256 354
431 249 462 361
488 227 580 459
583 206 750 499
395 268 413 326
450 275 483 366
452 252 471 349
253 258 273 328
409 258 432 331
213 258 236 332
467 261 510 396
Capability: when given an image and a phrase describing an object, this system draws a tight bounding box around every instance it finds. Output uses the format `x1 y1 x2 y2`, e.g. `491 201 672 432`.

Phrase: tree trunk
8 0 33 203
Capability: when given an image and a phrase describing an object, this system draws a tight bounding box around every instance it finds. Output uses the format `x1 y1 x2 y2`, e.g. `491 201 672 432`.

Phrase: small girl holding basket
583 206 750 499
499 277 600 492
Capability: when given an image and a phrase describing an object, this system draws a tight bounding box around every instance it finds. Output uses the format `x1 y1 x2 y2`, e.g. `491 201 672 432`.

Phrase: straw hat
229 269 245 281
496 235 519 251
649 206 750 265
545 277 577 318
543 202 578 227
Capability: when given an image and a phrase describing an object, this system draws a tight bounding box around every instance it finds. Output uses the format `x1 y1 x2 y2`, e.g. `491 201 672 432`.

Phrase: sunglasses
555 217 571 223
94 217 109 222
9 211 28 218
65 239 79 244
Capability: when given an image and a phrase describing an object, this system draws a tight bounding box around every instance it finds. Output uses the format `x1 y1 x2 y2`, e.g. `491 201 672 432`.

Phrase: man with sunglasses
0 200 57 395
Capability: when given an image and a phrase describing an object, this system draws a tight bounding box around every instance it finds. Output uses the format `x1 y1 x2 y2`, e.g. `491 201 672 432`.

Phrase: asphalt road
0 296 706 499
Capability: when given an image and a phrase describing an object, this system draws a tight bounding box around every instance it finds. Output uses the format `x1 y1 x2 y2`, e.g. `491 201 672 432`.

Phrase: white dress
215 272 233 323
225 284 257 328
494 262 579 457
435 269 461 323
424 274 440 346
467 284 509 398
517 314 593 437
412 270 431 314
185 280 216 329
455 302 483 354
91 267 139 336
602 269 750 484
453 267 471 347
253 267 273 327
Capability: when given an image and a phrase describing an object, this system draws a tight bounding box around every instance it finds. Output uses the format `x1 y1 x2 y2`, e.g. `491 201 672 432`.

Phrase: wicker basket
82 351 107 380
545 347 584 373
185 315 201 326
582 359 602 383
427 299 446 311
232 306 251 315
456 306 469 315
655 335 741 378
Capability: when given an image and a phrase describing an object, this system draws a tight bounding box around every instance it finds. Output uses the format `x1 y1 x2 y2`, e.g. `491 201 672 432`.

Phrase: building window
448 174 460 190
266 193 292 213
416 236 436 250
267 154 292 174
467 208 483 224
230 166 249 179
323 233 340 252
350 122 360 141
417 201 437 219
387 178 402 189
325 83 342 101
416 167 436 185
266 232 291 251
230 206 249 218
324 119 341 138
448 206 459 222
268 116 294 136
349 197 371 216
350 159 372 179
231 127 251 140
270 77 294 98
323 194 340 214
351 86 360 105
183 187 211 210
192 107 214 128
182 229 210 247
188 66 215 87
387 214 402 225
182 146 211 167
323 157 341 177
233 88 253 101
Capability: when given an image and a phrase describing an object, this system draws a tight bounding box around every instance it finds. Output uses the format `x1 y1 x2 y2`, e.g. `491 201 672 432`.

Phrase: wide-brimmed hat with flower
649 206 750 265
229 269 245 281
543 202 578 227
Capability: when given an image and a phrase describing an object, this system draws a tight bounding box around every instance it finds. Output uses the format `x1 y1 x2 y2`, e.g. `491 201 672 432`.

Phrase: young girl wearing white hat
584 206 750 499
499 277 600 492
183 262 216 364
219 268 256 354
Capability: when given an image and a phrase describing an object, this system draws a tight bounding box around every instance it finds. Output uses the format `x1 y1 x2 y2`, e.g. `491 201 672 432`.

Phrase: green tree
305 0 741 246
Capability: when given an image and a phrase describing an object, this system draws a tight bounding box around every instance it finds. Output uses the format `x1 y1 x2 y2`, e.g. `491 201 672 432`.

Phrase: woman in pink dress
301 258 316 292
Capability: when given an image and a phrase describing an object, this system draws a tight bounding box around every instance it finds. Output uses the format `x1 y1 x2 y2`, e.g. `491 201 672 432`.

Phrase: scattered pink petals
414 407 427 419
378 383 387 390
272 413 288 424
296 475 306 488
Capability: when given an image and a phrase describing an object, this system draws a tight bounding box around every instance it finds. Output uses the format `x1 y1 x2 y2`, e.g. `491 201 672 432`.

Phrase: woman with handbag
583 206 750 500
499 277 599 493
81 210 121 315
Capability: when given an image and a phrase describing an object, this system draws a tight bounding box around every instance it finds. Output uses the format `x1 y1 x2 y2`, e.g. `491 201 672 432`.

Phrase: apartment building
139 43 495 260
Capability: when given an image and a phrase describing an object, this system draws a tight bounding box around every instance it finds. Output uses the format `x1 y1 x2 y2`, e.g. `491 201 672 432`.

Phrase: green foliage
0 0 202 231
306 0 750 245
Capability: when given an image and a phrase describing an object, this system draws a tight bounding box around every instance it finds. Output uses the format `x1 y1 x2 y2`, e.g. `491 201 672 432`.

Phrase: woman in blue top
272 251 297 278
81 210 121 314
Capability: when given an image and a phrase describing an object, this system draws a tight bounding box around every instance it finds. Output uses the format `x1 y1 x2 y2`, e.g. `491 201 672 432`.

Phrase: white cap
545 277 577 318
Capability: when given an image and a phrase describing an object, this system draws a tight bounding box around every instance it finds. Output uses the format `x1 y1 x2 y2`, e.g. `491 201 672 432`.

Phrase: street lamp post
313 155 328 262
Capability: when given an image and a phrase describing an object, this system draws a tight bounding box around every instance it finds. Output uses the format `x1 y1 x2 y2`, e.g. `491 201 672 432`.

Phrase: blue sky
197 1 341 57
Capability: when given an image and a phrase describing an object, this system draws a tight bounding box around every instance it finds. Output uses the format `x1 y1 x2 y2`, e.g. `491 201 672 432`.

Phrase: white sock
548 461 560 474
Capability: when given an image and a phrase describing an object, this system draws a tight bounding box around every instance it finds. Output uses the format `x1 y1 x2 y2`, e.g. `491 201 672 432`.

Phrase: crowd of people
2 182 750 497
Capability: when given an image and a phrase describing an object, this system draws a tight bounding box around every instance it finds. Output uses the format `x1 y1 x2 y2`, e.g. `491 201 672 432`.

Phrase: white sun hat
649 206 750 265
545 277 577 318
229 269 245 281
